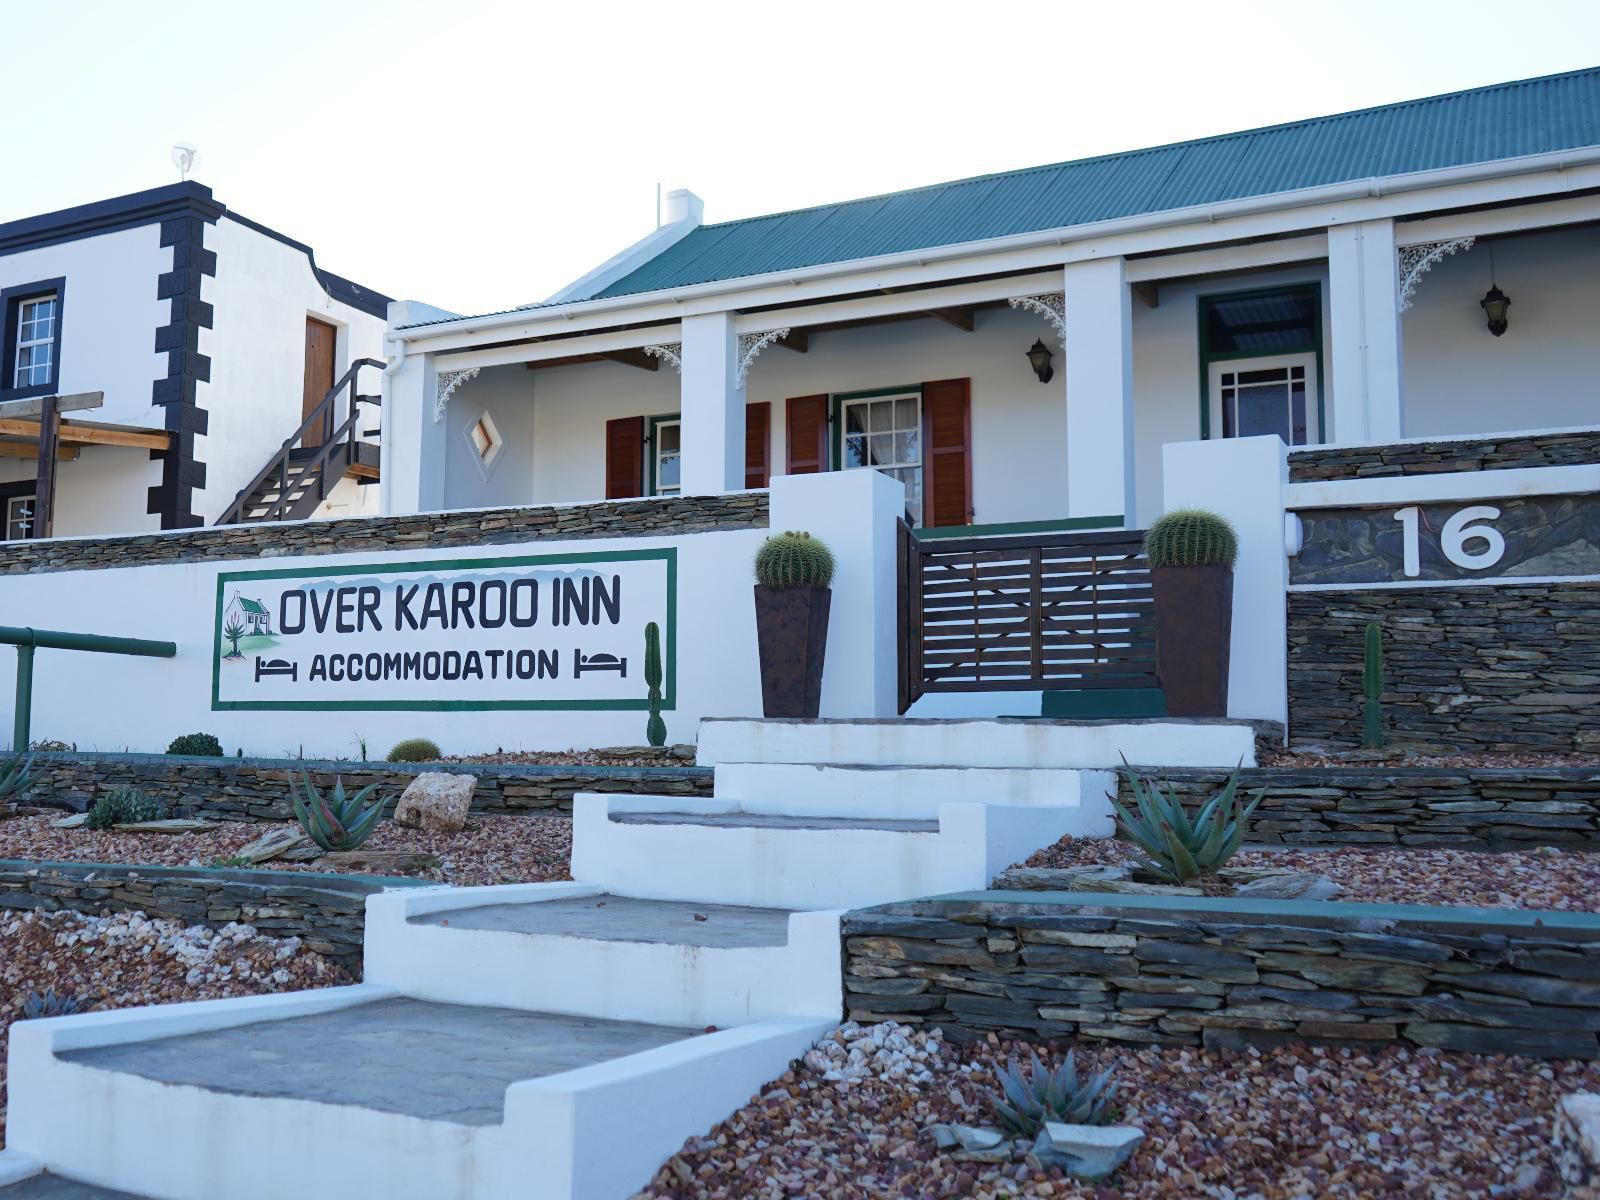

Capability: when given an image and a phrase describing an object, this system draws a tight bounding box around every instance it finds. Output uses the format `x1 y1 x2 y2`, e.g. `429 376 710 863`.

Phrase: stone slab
611 811 939 833
413 894 795 949
61 998 697 1126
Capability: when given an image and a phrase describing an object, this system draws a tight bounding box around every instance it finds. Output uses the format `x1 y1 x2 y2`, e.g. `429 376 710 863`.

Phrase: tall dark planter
1151 564 1233 718
754 585 831 718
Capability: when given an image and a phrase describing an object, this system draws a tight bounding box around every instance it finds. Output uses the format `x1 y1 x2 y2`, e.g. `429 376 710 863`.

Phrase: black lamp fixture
1026 338 1055 383
1480 243 1510 337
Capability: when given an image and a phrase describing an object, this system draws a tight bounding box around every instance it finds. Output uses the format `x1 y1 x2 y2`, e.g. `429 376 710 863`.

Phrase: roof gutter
393 145 1600 344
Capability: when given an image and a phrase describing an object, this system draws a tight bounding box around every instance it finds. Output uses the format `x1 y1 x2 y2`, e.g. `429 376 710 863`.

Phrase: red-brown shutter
921 378 972 527
604 416 644 499
785 395 829 475
744 402 771 488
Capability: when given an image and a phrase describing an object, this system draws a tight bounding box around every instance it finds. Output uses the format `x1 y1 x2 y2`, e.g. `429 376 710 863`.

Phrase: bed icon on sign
254 656 298 683
574 651 626 679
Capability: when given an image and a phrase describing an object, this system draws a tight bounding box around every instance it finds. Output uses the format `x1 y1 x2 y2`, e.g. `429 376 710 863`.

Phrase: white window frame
836 389 923 522
1207 352 1320 446
13 294 58 390
652 417 681 496
5 495 35 540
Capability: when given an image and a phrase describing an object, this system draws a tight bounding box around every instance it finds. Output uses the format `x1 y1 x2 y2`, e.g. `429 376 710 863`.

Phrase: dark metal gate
897 522 1156 712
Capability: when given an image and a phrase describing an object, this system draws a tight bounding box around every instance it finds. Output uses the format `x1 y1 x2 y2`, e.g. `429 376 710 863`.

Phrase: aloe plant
1110 760 1263 883
289 772 387 851
22 986 89 1020
990 1050 1117 1137
0 751 35 802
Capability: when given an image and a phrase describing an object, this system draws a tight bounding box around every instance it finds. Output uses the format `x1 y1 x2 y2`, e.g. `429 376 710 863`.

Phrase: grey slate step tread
413 893 795 948
0 1176 148 1199
60 998 697 1126
610 811 939 833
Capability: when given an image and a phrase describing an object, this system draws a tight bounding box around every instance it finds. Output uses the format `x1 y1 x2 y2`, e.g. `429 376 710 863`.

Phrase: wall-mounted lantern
1480 284 1511 337
1026 338 1055 384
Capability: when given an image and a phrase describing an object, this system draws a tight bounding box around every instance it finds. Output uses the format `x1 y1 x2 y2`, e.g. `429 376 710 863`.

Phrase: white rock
1556 1092 1600 1197
1036 1122 1145 1180
1235 872 1342 901
393 773 477 834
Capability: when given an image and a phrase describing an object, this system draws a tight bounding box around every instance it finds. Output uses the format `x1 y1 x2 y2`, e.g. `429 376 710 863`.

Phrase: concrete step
363 882 842 1028
696 716 1257 770
571 793 1096 909
711 761 1116 820
7 987 829 1200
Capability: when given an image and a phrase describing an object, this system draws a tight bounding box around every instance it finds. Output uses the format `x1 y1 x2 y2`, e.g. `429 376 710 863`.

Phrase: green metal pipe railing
0 626 176 751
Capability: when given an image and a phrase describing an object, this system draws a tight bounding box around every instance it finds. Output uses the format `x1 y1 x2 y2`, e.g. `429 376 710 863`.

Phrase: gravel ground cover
637 1022 1591 1199
0 909 351 1149
0 813 572 887
1019 836 1600 911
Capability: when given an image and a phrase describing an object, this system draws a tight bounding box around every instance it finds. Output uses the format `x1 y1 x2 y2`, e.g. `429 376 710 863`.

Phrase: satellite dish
171 144 199 181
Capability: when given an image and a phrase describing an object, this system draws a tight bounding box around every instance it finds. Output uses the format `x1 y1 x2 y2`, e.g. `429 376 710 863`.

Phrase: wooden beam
777 330 809 353
1130 281 1160 309
0 442 77 461
926 307 976 332
0 419 170 450
598 349 659 372
33 395 58 538
0 391 104 420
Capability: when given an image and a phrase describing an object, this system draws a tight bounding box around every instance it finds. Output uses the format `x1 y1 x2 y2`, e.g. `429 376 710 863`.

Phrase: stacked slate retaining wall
0 492 768 575
0 860 423 974
1287 429 1600 481
23 753 714 821
1121 767 1600 849
1286 583 1600 753
843 894 1600 1060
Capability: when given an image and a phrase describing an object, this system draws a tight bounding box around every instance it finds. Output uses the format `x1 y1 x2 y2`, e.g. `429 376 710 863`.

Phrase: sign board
1291 493 1600 587
211 549 675 711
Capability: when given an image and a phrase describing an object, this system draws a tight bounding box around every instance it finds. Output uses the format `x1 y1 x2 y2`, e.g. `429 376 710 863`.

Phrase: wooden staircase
216 358 384 525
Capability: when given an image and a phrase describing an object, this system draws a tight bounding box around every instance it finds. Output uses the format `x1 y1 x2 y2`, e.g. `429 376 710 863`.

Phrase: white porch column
378 347 447 516
1327 219 1404 444
1062 258 1135 525
679 311 745 495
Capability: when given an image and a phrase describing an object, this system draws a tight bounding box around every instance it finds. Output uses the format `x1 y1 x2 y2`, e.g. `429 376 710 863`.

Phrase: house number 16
1392 505 1506 577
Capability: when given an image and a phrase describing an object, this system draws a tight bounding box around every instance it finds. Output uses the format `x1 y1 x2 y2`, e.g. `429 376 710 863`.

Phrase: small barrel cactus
754 531 836 588
1143 509 1239 568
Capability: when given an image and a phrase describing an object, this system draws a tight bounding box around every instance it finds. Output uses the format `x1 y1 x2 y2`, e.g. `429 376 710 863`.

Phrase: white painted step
696 716 1256 770
7 987 829 1200
711 762 1116 820
363 882 842 1029
571 792 1097 909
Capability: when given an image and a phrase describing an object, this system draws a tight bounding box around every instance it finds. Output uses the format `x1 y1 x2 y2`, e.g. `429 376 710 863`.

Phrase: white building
0 182 391 538
381 67 1600 533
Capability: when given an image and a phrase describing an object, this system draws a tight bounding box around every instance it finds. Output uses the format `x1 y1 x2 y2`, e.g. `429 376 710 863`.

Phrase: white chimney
662 189 705 227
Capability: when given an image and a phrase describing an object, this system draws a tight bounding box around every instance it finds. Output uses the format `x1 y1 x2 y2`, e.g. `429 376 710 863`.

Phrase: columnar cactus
644 621 666 748
1143 509 1239 568
754 531 836 588
1362 622 1385 750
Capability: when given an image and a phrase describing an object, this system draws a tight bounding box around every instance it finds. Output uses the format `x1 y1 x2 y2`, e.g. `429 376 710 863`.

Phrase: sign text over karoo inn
211 549 675 711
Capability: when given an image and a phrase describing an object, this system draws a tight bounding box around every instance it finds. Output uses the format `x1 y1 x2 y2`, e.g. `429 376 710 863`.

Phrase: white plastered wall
199 217 387 523
0 224 170 535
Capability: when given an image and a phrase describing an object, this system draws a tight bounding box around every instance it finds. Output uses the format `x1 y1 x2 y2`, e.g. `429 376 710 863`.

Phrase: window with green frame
1196 284 1325 445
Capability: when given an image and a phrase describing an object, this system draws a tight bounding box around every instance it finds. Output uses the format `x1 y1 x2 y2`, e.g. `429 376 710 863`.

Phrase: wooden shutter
921 378 972 527
744 402 771 488
604 416 644 499
785 394 830 475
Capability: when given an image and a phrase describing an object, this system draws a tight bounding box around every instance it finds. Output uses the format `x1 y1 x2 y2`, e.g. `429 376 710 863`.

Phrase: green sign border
210 548 677 713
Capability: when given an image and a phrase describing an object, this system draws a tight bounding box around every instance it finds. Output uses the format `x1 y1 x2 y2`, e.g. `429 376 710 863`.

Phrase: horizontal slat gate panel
903 527 1156 695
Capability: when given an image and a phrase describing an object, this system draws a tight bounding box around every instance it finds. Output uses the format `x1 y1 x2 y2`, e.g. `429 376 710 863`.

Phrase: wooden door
302 318 338 447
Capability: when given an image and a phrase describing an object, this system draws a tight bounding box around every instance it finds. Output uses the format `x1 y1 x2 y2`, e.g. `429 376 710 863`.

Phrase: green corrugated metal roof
592 67 1600 301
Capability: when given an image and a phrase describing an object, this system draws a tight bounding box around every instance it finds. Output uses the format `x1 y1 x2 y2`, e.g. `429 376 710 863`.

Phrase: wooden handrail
216 358 384 525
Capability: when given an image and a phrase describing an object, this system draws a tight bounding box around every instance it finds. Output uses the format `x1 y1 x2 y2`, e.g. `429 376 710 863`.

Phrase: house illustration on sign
223 591 273 637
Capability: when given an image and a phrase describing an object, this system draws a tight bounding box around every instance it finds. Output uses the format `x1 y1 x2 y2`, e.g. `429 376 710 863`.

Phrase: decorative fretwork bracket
434 367 481 422
1007 292 1066 344
642 343 683 373
736 329 790 385
1397 237 1475 312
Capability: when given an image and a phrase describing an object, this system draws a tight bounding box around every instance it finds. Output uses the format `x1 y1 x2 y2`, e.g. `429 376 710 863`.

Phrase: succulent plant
1362 622 1385 750
386 737 442 763
22 986 89 1020
167 732 224 757
1111 761 1262 883
990 1050 1118 1137
0 750 36 801
1143 509 1239 569
644 621 667 748
289 773 387 852
754 531 836 589
85 787 167 830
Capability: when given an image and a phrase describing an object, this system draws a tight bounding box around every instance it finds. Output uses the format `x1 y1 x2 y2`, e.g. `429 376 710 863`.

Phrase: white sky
9 0 1600 316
